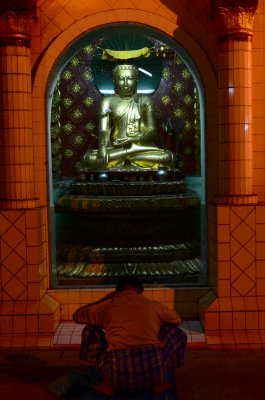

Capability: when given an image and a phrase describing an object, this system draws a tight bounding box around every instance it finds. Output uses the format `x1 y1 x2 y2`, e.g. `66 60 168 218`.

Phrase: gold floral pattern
83 70 92 80
84 45 93 54
84 122 96 132
64 148 74 158
63 122 74 134
173 107 186 118
70 56 80 67
62 70 72 80
173 81 184 93
63 97 73 108
184 121 192 131
70 107 85 122
70 133 86 147
161 95 171 105
181 68 191 79
184 95 192 106
70 82 82 94
83 97 94 107
162 67 170 80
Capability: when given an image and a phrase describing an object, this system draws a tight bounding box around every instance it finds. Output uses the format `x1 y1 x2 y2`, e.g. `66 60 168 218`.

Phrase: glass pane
50 25 207 288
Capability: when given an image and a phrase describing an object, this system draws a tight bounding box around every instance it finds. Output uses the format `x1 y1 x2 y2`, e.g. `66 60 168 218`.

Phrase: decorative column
215 3 258 204
0 2 60 348
0 4 37 208
201 2 265 349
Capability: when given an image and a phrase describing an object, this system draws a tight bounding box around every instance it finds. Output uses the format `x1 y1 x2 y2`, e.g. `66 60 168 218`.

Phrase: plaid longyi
79 324 187 392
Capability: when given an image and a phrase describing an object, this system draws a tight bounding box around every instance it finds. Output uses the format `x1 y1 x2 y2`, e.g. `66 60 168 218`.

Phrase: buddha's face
113 68 138 98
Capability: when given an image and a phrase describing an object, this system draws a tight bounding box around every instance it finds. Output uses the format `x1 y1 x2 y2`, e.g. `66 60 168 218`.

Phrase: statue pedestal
55 171 203 286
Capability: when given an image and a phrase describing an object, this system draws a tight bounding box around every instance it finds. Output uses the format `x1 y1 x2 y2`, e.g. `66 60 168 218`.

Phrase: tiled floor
53 320 206 348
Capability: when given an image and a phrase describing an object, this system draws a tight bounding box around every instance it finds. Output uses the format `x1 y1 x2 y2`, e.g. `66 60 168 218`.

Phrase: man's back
87 289 181 350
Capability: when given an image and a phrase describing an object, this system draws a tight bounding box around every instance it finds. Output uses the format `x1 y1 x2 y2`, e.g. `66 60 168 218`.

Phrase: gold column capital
0 7 37 47
216 5 257 42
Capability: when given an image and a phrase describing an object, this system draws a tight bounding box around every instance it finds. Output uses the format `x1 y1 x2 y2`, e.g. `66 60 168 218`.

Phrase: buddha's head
112 64 139 98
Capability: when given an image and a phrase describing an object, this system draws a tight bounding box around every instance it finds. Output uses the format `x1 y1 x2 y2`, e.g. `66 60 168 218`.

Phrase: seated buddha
81 63 175 170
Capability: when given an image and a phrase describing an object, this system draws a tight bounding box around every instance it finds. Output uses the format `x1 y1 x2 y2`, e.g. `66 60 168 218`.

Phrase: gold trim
102 47 150 60
0 9 36 47
217 6 257 41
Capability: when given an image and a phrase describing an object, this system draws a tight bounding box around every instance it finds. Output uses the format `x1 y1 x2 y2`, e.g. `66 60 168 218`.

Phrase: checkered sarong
80 324 187 392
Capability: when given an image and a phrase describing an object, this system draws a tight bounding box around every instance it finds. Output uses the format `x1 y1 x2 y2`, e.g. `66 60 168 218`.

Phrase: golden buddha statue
81 64 175 170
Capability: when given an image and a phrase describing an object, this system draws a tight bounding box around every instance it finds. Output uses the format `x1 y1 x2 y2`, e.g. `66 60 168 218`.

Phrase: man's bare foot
152 380 173 394
94 381 115 396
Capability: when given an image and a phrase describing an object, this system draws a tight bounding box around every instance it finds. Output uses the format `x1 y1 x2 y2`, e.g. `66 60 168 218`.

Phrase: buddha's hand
113 136 140 147
126 131 141 139
97 147 108 169
113 138 131 147
126 135 142 143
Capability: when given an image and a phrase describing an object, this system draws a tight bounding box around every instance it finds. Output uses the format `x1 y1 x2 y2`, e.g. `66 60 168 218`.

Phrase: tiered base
54 171 202 286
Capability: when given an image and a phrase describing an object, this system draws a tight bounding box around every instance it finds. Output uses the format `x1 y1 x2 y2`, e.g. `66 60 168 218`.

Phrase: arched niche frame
34 18 216 288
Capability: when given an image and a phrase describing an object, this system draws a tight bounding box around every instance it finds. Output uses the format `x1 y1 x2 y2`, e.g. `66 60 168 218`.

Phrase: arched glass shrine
49 24 207 288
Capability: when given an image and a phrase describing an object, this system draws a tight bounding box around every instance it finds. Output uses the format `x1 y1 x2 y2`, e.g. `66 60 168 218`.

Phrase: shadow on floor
1 349 265 400
47 367 177 400
80 371 177 400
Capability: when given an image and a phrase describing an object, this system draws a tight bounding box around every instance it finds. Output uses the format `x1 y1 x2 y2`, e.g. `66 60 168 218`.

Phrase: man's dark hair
116 275 144 293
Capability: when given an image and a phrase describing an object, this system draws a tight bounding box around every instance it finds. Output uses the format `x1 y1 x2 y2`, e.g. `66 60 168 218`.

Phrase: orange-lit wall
0 0 265 348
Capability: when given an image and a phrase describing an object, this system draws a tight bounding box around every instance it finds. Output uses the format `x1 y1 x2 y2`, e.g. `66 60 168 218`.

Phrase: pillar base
0 294 60 348
199 293 265 349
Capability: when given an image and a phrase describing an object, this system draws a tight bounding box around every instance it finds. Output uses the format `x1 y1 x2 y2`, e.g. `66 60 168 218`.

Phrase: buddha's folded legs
81 145 175 170
128 149 176 169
